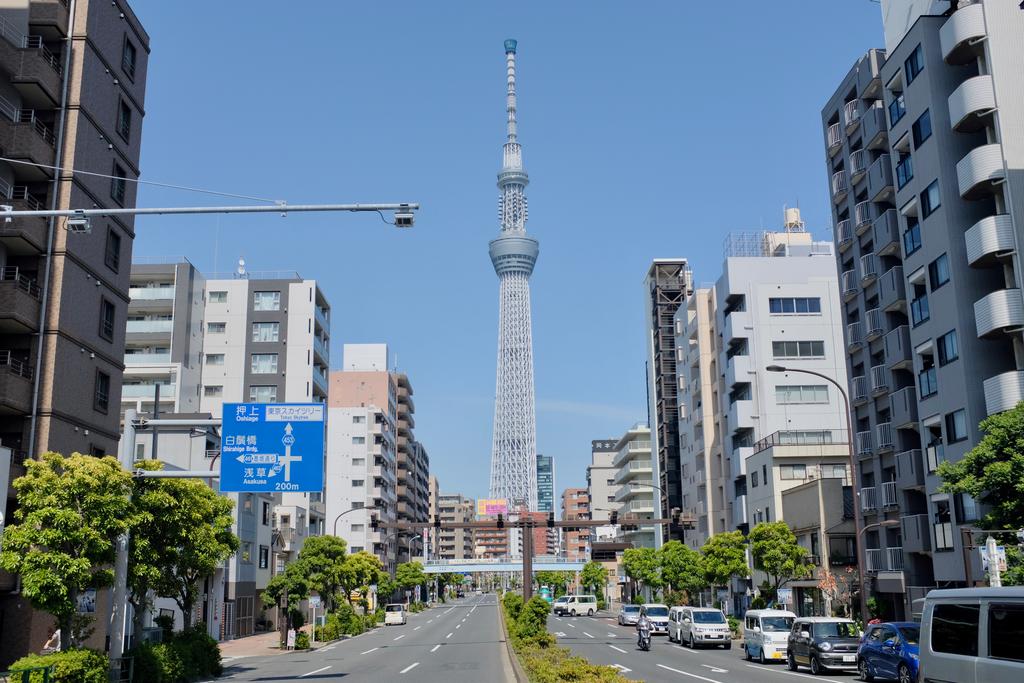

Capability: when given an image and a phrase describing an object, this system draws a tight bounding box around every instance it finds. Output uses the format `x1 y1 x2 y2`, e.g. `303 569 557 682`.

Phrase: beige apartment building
0 0 149 666
430 482 475 560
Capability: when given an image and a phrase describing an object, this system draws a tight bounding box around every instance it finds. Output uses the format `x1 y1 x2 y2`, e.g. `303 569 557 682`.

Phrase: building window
253 291 281 311
352 479 364 487
203 385 223 397
932 604 979 656
351 501 364 509
937 330 959 366
352 436 366 445
258 545 269 569
903 216 922 256
825 464 847 479
279 514 290 527
896 151 913 190
207 322 226 334
241 542 252 564
122 35 137 79
771 340 825 359
751 471 759 488
249 385 277 403
208 291 227 304
919 365 938 399
945 409 968 443
888 93 906 126
775 385 828 404
922 180 941 218
117 100 132 141
104 228 121 272
352 457 365 466
769 297 821 314
262 501 271 526
911 294 930 327
905 44 924 84
929 253 950 290
250 353 279 374
780 464 807 480
912 110 932 148
94 370 110 413
99 299 115 341
353 415 365 424
206 353 225 365
252 322 279 342
110 163 127 205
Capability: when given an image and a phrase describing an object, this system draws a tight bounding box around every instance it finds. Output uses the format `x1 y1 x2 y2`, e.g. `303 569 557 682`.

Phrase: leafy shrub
596 597 607 611
172 625 222 679
728 615 741 639
750 595 767 610
10 649 109 683
516 641 628 683
503 592 524 621
631 594 645 605
132 642 183 683
515 596 551 642
295 631 310 650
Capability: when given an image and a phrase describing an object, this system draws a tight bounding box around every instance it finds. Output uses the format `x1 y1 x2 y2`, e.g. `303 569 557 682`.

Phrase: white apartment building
587 439 621 543
610 424 655 548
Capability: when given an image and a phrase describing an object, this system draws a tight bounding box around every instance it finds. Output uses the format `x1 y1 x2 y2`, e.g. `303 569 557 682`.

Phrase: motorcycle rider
636 606 653 649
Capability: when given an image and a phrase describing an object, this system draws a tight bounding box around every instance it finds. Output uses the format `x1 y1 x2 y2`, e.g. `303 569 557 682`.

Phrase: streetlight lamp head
766 365 787 373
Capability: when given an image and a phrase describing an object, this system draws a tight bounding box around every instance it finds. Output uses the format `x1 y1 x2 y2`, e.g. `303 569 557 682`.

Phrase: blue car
857 621 920 683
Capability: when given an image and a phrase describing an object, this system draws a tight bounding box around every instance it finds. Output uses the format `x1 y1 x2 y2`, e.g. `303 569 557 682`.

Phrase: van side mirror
684 617 691 623
883 638 896 649
800 630 811 639
752 626 761 633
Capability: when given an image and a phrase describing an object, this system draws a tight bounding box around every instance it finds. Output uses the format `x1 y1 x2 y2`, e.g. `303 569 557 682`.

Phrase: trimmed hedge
127 625 221 682
9 649 109 683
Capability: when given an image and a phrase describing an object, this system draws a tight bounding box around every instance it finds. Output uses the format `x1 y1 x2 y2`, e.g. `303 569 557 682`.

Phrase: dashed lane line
400 662 419 674
393 634 405 641
430 644 441 653
608 645 627 653
446 632 454 639
657 664 726 683
583 632 595 638
414 626 421 631
360 648 378 655
299 667 331 678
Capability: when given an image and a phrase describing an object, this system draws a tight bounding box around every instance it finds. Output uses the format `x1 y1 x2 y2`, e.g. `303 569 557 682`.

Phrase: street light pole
766 364 869 624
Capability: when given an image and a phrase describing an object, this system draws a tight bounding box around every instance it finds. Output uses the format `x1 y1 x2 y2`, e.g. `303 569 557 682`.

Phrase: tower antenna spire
505 39 518 143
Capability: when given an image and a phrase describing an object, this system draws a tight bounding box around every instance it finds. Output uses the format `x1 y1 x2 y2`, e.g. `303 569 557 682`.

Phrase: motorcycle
637 624 652 651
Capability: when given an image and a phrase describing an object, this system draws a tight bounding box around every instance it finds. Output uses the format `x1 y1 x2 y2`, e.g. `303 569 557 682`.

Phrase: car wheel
858 658 873 681
725 641 732 651
571 609 577 617
898 663 912 683
788 652 798 671
587 608 594 617
759 648 767 665
810 656 824 676
689 633 696 649
745 644 752 661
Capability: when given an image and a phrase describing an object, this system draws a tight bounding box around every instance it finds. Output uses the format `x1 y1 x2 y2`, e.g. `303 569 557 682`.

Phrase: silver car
618 604 641 626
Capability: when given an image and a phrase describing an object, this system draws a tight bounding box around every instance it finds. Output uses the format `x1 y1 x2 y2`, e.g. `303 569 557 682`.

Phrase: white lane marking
360 647 378 655
608 645 627 653
446 632 454 639
702 664 729 673
427 619 434 624
430 644 441 653
413 626 421 631
455 623 461 629
300 666 331 678
607 633 617 638
744 665 846 683
657 664 726 682
393 634 405 641
583 632 595 638
554 617 562 621
470 605 477 613
400 662 419 674
461 617 467 623
317 645 336 652
566 623 576 628
613 664 633 673
444 607 454 614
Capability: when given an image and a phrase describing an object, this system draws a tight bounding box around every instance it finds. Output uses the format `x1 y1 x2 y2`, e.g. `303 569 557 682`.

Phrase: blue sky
129 1 884 501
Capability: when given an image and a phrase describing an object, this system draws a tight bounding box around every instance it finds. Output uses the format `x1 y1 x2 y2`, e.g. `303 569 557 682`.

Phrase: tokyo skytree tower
488 39 539 510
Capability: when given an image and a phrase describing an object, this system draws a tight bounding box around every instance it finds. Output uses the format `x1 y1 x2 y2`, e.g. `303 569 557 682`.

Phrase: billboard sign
220 403 325 492
477 498 509 516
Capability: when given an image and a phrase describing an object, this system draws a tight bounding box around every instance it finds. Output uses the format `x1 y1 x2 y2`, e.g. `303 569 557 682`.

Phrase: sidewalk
218 630 289 658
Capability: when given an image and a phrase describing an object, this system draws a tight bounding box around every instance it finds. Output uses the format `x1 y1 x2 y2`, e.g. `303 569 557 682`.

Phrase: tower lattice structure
488 39 539 511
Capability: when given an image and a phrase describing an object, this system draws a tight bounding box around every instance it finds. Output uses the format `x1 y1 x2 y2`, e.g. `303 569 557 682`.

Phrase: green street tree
0 453 134 650
658 541 705 601
395 561 427 601
700 531 748 599
579 562 608 598
534 570 573 594
623 547 662 597
341 551 385 606
261 561 310 629
748 522 813 597
297 535 348 611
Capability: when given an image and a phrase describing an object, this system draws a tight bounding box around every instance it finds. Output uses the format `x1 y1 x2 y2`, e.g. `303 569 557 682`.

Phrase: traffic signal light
497 513 504 529
610 510 618 526
671 507 682 527
547 511 555 528
370 516 379 533
434 515 442 529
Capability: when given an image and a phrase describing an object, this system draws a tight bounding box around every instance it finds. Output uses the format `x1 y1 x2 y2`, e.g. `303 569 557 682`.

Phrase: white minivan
674 606 732 648
918 587 1024 683
743 608 796 664
556 595 598 617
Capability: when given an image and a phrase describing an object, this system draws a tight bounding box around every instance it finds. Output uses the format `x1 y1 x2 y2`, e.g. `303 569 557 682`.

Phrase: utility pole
522 519 535 601
987 536 1002 588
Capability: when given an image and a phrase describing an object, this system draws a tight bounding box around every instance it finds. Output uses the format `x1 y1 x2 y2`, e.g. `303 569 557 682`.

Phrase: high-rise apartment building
561 487 590 560
587 439 620 543
645 260 692 544
433 491 475 560
821 0 1024 618
611 424 655 548
394 373 429 563
0 0 148 664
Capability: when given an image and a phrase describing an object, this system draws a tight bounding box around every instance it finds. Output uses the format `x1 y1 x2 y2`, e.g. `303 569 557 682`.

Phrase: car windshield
762 616 795 631
385 605 403 612
694 611 726 624
555 597 568 603
622 606 639 613
897 625 920 645
814 622 857 638
645 607 669 617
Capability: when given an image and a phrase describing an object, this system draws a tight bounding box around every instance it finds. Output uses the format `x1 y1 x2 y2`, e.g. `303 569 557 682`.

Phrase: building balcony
312 367 329 394
0 267 41 333
865 548 884 572
902 514 932 554
870 364 889 396
876 421 894 452
314 305 329 331
0 350 33 413
866 308 884 340
965 214 1015 267
940 1 986 65
948 75 996 133
982 370 1024 416
843 100 861 131
314 335 330 363
0 186 47 254
126 319 173 334
854 201 875 235
831 170 848 204
873 209 900 256
956 144 1005 199
624 499 654 514
613 459 652 485
850 149 868 182
860 253 878 286
842 270 859 302
722 310 750 344
884 325 912 369
0 107 56 176
827 123 842 156
867 153 894 203
856 431 873 458
853 376 869 404
974 288 1024 338
860 486 877 511
733 494 748 526
878 266 907 313
891 387 919 429
730 446 752 480
887 547 905 571
28 0 70 40
727 399 754 434
836 219 854 252
724 353 752 389
881 480 898 507
129 286 175 301
122 384 176 400
0 24 62 108
124 352 171 365
847 320 864 354
895 449 925 490
861 104 888 149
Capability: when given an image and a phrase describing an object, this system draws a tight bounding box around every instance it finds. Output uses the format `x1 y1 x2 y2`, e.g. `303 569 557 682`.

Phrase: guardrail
1 665 53 682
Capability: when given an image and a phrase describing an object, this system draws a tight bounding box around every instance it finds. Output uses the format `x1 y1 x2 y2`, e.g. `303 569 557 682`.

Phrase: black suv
787 617 861 675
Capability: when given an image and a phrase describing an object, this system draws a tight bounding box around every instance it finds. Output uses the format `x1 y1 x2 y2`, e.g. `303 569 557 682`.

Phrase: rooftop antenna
236 257 247 279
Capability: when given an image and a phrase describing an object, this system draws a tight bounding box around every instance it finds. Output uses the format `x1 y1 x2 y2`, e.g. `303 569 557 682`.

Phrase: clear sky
128 1 884 501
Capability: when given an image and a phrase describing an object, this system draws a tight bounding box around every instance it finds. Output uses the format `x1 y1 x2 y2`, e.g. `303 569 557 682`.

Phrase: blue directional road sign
220 403 325 492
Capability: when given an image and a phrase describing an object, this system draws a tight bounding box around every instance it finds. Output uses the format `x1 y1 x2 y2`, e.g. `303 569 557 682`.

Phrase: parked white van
556 595 598 617
743 609 796 664
918 587 1024 683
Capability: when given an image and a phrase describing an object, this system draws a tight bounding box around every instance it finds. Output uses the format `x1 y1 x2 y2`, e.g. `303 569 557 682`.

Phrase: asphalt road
549 611 862 683
212 594 512 682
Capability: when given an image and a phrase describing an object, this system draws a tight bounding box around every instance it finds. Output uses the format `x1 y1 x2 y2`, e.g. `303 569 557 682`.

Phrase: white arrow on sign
277 422 301 482
235 453 277 465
